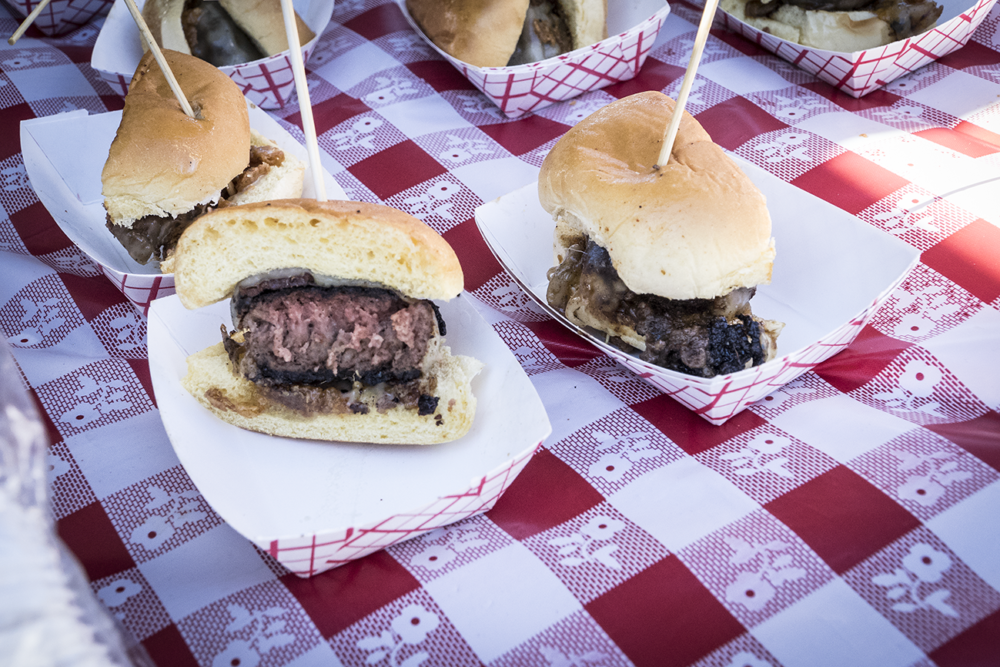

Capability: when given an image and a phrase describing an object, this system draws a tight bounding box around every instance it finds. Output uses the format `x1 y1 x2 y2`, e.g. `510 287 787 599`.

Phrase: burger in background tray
140 0 315 67
91 0 331 109
710 0 995 97
396 0 671 117
172 199 483 445
404 0 608 66
539 91 783 378
101 49 305 271
720 0 942 51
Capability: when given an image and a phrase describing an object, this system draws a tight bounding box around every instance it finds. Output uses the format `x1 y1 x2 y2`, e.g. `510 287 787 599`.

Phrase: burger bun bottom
182 340 483 445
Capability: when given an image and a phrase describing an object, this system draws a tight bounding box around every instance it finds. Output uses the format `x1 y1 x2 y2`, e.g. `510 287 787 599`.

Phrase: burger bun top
538 91 775 300
172 199 466 309
101 50 251 225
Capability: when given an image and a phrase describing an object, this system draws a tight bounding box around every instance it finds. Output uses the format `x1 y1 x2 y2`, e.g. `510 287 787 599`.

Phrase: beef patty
223 271 445 416
547 235 777 377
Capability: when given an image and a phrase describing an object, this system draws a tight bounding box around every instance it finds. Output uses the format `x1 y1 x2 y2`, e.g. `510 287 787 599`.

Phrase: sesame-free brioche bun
101 50 251 225
172 199 466 309
538 91 775 301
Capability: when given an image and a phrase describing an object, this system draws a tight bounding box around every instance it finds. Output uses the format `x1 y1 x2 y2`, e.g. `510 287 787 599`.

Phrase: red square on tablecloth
348 140 447 200
914 128 1000 158
478 116 568 157
142 624 200 667
523 319 601 368
930 608 1000 667
406 61 476 92
696 97 790 151
57 501 135 581
765 466 921 574
281 550 420 639
9 202 72 255
925 411 1000 472
585 555 746 667
631 395 766 455
442 218 503 291
921 219 1000 305
604 58 683 99
792 152 910 216
289 93 370 137
59 272 127 322
937 40 1000 71
488 448 605 541
341 3 411 40
0 104 33 161
813 325 912 394
954 121 1000 152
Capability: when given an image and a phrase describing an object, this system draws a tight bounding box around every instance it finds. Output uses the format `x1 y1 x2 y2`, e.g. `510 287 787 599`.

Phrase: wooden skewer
654 0 721 169
280 0 325 201
121 0 196 119
8 0 53 45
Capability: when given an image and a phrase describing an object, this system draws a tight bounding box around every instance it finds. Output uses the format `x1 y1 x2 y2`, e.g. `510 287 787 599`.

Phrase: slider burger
173 199 483 444
720 0 942 51
141 0 315 67
405 0 607 67
101 49 304 271
539 91 784 378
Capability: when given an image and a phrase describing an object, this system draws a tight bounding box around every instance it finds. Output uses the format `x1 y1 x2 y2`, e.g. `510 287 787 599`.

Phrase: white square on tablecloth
528 367 625 445
919 302 1000 409
312 42 401 95
66 412 180 500
137 525 275 622
451 157 539 205
906 70 1000 122
5 64 96 102
700 58 797 96
928 481 1000 591
793 112 906 152
771 394 914 464
13 325 109 387
752 578 924 667
424 542 582 663
377 97 471 138
608 457 760 552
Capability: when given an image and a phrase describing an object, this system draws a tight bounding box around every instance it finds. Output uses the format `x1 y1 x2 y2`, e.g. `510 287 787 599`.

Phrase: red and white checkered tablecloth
3 0 1000 665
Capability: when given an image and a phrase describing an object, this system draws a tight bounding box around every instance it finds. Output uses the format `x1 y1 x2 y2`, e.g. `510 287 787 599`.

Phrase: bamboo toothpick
280 0 325 201
654 0 721 168
8 0 53 45
121 0 196 119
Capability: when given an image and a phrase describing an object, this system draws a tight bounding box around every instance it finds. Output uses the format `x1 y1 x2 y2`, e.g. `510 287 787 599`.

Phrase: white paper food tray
147 293 551 577
7 0 112 36
475 161 921 425
397 0 672 118
711 0 997 97
20 107 347 314
91 0 332 109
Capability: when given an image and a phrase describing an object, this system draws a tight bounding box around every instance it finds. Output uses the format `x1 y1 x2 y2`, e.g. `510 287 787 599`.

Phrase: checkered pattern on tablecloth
2 0 1000 665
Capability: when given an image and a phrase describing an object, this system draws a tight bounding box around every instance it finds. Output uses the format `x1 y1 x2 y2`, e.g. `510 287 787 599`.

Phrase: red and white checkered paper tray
397 0 672 118
475 159 921 426
20 106 346 314
90 0 331 109
146 293 552 578
712 0 998 97
6 0 112 36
